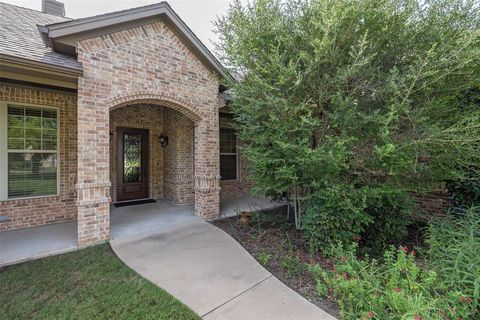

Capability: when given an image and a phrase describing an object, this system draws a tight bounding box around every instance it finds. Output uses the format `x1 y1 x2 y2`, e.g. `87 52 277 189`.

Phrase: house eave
0 53 81 89
0 54 83 77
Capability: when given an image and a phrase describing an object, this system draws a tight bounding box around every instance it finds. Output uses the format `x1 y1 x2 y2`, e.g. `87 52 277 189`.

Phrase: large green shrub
216 0 480 250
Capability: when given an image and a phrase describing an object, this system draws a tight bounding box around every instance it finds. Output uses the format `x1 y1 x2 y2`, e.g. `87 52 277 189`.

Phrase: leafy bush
303 186 413 255
425 206 480 312
302 185 370 254
217 0 480 236
360 189 414 254
309 208 479 319
447 177 480 208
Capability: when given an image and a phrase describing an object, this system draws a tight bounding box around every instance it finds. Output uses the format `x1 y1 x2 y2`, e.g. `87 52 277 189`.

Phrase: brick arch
107 93 203 122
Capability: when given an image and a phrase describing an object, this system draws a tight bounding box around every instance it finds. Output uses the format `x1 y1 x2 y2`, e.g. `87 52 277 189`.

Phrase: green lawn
0 244 199 320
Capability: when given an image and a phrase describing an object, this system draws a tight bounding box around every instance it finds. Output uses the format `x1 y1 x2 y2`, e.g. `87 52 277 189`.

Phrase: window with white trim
220 128 237 181
0 103 59 200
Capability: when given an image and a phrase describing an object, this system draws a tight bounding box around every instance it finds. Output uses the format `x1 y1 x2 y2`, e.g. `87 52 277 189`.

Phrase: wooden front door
117 127 149 202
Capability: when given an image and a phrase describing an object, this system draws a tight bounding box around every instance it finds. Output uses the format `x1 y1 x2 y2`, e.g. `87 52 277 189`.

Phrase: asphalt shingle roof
0 2 82 70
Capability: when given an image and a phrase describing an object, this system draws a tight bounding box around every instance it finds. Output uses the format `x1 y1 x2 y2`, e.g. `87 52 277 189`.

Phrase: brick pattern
220 154 253 198
76 20 221 245
163 108 195 204
110 105 164 202
0 84 77 231
411 190 449 220
110 103 251 205
218 113 253 198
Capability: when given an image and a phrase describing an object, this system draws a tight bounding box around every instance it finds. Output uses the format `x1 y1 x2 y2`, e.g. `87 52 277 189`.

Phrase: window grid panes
6 105 58 198
220 128 237 180
8 153 58 198
7 106 57 151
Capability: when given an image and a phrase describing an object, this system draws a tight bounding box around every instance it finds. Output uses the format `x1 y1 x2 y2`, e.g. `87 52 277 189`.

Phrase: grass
0 244 199 320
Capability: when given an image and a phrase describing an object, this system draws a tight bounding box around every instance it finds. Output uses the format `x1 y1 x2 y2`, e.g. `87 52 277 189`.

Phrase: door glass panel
123 133 142 183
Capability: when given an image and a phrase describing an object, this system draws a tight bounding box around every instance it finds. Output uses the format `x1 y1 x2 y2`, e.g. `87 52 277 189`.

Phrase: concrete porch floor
0 196 283 267
110 200 200 239
0 221 77 267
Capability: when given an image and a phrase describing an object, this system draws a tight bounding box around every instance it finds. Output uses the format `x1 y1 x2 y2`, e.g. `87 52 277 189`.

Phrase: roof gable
38 2 233 84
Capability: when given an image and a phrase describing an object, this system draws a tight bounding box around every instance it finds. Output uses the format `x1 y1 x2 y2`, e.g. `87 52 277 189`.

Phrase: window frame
219 127 239 182
0 101 61 200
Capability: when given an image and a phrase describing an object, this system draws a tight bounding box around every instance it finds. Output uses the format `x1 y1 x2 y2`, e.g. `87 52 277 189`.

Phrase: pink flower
410 250 416 257
367 311 375 318
394 287 402 293
414 315 422 320
459 296 472 303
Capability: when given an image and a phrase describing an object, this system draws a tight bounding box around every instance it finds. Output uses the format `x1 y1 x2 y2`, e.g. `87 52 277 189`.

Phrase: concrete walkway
110 221 335 320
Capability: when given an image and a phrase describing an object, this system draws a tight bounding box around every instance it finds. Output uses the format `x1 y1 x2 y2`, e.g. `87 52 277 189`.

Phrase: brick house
0 1 253 247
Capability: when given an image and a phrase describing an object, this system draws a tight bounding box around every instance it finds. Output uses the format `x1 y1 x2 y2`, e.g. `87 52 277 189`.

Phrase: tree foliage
215 0 480 248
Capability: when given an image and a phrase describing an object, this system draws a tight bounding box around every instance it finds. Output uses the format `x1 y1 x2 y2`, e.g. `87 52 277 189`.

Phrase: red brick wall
0 84 77 231
411 190 449 220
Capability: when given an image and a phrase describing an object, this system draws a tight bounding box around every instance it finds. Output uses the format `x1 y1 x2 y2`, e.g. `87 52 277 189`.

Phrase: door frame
116 127 149 202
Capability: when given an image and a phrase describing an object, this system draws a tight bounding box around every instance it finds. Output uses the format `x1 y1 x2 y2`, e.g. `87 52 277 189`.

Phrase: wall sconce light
159 134 169 148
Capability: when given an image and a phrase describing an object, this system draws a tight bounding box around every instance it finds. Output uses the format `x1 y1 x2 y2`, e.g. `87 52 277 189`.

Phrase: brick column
163 108 195 204
76 78 111 247
194 118 220 219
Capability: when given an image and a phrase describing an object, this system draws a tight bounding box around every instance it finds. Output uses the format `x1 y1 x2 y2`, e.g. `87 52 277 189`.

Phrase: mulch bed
212 207 340 318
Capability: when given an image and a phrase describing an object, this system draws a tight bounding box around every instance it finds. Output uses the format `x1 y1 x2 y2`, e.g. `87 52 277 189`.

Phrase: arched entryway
109 103 195 205
76 93 220 247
